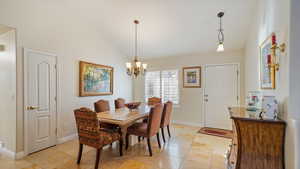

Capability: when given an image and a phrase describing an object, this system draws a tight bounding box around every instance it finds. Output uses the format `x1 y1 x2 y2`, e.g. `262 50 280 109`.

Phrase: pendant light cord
218 13 224 43
135 21 138 60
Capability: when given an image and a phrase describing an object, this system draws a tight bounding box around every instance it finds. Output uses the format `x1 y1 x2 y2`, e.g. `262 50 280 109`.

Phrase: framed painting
260 33 275 89
183 66 201 88
79 61 113 96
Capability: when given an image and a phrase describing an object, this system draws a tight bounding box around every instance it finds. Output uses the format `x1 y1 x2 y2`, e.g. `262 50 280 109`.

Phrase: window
145 70 179 104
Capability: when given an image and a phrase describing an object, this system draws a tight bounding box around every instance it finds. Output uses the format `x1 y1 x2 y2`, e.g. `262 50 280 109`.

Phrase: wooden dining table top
96 104 152 126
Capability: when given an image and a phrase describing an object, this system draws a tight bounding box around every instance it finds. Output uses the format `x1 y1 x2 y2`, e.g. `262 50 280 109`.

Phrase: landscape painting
79 61 113 96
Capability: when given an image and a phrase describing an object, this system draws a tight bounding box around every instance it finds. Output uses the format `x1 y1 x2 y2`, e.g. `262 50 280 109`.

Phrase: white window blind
145 71 161 99
145 70 179 104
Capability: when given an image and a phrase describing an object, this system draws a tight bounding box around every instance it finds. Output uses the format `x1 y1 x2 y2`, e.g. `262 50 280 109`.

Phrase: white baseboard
57 134 78 144
172 120 203 127
0 147 15 159
15 151 25 159
0 147 25 160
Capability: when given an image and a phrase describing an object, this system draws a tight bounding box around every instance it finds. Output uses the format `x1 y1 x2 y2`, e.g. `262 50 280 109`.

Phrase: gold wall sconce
268 33 286 71
0 44 5 52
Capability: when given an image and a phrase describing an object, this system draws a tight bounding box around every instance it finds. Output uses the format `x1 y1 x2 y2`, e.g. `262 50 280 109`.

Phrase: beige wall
0 0 133 153
0 28 17 152
243 0 293 168
133 50 245 126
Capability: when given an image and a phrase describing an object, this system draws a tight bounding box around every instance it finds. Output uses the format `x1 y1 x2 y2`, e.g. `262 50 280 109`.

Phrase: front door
25 49 57 154
204 64 239 130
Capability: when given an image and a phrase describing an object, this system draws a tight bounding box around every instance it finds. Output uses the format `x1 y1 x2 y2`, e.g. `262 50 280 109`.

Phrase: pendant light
126 20 147 78
217 12 225 52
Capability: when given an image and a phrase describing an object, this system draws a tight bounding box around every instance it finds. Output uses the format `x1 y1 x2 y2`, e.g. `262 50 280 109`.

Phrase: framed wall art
260 33 276 89
79 61 113 96
183 66 201 88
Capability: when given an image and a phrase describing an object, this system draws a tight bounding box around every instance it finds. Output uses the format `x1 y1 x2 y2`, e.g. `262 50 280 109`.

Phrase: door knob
27 106 39 110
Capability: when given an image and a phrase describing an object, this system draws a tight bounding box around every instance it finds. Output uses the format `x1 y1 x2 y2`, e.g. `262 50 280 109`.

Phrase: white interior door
204 64 239 130
25 49 57 154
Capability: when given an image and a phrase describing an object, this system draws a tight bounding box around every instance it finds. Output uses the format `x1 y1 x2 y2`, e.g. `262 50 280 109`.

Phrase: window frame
144 69 180 105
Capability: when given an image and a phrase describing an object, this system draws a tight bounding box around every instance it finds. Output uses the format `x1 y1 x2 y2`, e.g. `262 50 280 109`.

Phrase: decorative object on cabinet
79 61 113 96
260 33 276 89
183 66 201 88
262 96 279 119
226 107 286 169
246 91 262 111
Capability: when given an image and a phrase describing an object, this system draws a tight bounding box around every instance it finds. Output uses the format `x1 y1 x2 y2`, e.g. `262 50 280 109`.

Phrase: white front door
204 64 239 130
24 49 57 154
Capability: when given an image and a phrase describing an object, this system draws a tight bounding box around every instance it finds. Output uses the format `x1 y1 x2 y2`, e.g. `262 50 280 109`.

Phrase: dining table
96 104 151 144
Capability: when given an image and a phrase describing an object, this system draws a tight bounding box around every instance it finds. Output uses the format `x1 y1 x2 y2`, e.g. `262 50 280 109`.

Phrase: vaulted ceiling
82 0 257 58
5 0 257 58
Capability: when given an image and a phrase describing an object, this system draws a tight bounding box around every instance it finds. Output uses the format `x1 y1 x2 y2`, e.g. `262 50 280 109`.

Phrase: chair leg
147 138 153 156
167 125 171 138
138 136 141 142
156 133 161 149
161 128 166 143
95 148 102 169
77 144 83 164
119 139 123 156
125 134 129 150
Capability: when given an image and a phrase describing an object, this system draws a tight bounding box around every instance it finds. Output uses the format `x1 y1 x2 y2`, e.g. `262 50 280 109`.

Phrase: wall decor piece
183 66 201 88
260 33 275 89
79 61 113 96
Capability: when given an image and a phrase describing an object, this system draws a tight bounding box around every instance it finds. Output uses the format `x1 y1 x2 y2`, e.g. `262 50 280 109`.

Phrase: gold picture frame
79 61 113 96
260 33 275 89
183 66 201 88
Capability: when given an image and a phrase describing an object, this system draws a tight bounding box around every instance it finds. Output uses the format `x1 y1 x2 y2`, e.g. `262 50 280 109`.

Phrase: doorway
203 64 240 130
24 48 58 154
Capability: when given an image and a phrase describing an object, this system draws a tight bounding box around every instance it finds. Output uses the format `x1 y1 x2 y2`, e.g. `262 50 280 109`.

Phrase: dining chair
94 99 110 112
148 97 162 106
115 98 126 109
126 103 164 156
74 107 123 169
160 101 173 143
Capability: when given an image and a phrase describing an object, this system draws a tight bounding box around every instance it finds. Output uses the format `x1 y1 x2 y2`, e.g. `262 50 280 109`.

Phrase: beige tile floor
0 124 231 169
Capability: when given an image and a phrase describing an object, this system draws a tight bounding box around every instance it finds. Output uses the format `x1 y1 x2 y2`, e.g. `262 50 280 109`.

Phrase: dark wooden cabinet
226 107 286 169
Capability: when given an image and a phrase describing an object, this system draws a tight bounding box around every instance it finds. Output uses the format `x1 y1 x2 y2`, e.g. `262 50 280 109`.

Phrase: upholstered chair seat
127 122 148 137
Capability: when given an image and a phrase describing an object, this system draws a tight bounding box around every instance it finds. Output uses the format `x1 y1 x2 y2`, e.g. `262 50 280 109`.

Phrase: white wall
0 0 132 153
244 0 293 168
133 50 245 126
0 29 17 152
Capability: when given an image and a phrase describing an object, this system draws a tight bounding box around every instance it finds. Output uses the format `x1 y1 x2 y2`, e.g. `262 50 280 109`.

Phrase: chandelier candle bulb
126 62 132 68
142 63 147 69
136 61 141 68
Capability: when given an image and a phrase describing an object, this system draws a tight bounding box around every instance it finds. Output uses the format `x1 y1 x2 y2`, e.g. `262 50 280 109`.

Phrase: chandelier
217 12 225 52
126 20 147 78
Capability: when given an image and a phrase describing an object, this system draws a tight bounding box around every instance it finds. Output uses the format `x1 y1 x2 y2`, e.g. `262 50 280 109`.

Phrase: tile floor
0 124 231 169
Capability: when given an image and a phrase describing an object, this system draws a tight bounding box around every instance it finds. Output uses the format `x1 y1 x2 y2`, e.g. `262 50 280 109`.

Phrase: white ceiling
84 0 257 58
19 0 258 58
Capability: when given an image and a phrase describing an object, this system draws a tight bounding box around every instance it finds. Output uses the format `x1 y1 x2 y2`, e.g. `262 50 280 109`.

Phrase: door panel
25 49 57 154
204 64 239 130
